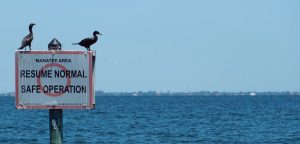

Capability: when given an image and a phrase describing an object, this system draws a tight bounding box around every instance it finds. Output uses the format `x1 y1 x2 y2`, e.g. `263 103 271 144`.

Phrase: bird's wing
79 37 94 44
21 33 33 45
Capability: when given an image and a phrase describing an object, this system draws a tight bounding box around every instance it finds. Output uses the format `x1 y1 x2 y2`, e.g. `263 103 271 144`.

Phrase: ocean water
1 96 300 143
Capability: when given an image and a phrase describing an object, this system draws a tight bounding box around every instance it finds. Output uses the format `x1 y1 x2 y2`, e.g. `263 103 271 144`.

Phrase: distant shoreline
1 91 300 97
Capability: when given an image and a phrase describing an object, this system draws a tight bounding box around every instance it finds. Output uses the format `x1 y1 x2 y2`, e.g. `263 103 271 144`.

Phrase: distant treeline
1 91 300 97
95 91 300 96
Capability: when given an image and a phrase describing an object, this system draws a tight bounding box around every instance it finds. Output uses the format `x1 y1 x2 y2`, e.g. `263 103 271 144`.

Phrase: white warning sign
15 51 95 109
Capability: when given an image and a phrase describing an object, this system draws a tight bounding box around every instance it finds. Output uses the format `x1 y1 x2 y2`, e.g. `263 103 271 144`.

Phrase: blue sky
1 0 300 92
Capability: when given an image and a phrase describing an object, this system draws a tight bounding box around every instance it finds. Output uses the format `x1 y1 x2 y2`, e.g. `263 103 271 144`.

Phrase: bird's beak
99 33 102 36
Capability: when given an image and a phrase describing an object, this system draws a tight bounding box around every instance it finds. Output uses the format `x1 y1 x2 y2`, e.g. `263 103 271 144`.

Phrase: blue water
1 96 300 143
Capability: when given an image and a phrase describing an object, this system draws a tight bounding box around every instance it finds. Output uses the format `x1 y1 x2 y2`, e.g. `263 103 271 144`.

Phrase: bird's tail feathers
72 43 79 45
18 46 24 50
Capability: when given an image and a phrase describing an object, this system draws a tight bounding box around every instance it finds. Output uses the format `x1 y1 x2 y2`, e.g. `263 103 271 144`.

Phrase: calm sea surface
1 96 300 143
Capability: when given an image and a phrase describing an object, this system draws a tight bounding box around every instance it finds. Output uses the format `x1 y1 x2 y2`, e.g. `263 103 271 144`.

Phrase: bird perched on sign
73 31 102 51
18 23 36 50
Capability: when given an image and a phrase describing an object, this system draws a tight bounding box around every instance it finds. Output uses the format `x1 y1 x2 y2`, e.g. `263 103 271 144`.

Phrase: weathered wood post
48 38 63 144
49 109 63 144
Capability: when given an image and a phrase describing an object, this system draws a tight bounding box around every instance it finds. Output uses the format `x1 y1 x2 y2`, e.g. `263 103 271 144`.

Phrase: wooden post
49 38 63 144
49 109 63 144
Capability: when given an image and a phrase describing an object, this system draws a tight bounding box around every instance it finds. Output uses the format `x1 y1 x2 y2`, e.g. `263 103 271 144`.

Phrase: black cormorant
18 23 36 50
73 31 102 51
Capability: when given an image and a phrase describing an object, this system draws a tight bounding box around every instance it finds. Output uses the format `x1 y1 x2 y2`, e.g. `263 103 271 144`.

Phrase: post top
48 38 62 51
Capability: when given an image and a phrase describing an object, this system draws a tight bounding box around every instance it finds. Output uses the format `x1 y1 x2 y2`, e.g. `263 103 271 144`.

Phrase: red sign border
15 51 94 109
